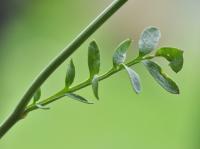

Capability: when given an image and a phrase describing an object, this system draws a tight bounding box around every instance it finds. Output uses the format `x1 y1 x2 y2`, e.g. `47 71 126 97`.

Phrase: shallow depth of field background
0 0 199 148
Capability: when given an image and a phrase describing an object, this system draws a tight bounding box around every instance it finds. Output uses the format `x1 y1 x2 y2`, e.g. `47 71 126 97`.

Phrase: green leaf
33 88 41 103
65 59 75 88
36 104 50 110
139 27 161 56
122 64 141 94
66 93 93 104
88 41 100 78
92 75 99 100
143 60 179 94
156 47 184 73
113 39 132 67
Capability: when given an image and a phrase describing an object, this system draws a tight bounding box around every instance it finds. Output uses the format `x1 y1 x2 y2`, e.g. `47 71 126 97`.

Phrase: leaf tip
92 75 100 100
122 64 142 94
88 40 100 78
65 59 75 88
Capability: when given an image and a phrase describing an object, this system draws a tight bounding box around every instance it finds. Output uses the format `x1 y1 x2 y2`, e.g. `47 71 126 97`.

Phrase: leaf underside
92 75 99 99
143 60 179 94
113 39 132 67
66 93 93 104
36 104 50 110
122 64 141 94
139 27 161 56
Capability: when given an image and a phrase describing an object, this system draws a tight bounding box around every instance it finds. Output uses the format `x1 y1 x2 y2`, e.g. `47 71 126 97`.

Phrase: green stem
24 56 154 113
0 0 128 139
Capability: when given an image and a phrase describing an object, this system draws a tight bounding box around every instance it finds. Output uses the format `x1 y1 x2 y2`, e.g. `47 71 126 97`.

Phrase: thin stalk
24 56 154 114
0 0 128 139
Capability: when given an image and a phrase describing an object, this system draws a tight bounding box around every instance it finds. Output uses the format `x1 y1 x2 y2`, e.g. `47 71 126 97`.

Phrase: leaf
143 60 179 94
139 27 161 56
113 39 132 67
122 64 141 94
92 75 99 100
66 93 93 104
88 41 100 78
33 88 41 103
156 47 184 73
65 59 75 88
36 104 50 110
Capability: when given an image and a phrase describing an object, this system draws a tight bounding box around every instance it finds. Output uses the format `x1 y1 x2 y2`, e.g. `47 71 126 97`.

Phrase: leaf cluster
31 26 184 108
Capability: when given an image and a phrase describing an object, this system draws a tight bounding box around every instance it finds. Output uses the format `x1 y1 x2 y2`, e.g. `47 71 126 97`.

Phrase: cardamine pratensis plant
0 0 183 140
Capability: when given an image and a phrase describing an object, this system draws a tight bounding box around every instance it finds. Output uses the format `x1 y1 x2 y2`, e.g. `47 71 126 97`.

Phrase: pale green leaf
66 93 93 104
92 75 99 100
113 39 132 67
139 27 161 56
36 104 50 110
122 64 141 94
143 60 179 94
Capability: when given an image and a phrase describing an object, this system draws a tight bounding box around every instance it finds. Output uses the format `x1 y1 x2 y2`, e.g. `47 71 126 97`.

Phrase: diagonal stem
0 0 128 139
24 56 154 114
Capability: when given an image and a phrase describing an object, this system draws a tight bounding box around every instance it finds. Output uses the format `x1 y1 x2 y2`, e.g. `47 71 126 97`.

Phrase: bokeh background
0 0 200 148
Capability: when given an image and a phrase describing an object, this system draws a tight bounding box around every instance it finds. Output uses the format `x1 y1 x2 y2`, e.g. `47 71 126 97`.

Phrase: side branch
24 56 153 113
0 0 128 139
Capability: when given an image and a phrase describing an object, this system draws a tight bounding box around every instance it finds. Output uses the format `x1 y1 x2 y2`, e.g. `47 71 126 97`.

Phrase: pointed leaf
113 39 132 67
156 47 184 73
139 27 161 56
36 104 50 110
88 41 100 78
66 93 93 104
122 64 141 94
65 59 75 88
92 75 99 100
143 60 179 94
33 88 41 103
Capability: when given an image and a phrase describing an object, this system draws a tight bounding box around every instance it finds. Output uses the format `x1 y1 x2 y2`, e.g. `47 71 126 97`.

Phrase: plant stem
24 56 154 113
0 0 128 139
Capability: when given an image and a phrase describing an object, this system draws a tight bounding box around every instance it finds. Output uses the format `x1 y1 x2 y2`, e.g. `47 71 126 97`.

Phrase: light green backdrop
0 0 200 148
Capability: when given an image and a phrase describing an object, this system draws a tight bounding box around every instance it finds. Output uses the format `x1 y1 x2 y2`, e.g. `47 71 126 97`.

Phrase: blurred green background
0 0 199 148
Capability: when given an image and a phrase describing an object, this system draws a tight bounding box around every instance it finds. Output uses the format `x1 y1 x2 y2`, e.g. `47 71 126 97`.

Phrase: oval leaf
156 47 184 73
88 41 100 78
66 93 93 104
65 59 75 88
122 64 141 94
113 39 132 67
92 75 99 100
139 27 161 56
33 88 41 103
143 60 179 94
